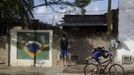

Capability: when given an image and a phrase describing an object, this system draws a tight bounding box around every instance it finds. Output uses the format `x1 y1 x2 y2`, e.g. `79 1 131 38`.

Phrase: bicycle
84 53 125 75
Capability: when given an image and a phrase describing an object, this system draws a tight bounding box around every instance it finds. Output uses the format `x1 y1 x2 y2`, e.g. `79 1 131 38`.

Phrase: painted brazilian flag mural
17 32 49 60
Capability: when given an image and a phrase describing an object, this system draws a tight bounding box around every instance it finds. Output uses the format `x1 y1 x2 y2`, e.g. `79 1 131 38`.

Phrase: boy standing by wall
60 34 68 66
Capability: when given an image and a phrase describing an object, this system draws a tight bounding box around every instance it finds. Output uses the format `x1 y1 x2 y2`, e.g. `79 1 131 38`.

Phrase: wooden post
107 0 113 35
33 20 39 67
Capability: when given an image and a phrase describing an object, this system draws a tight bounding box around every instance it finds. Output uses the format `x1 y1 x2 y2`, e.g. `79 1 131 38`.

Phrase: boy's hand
68 45 71 48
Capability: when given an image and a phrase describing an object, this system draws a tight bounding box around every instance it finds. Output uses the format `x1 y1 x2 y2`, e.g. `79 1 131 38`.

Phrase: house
55 0 119 64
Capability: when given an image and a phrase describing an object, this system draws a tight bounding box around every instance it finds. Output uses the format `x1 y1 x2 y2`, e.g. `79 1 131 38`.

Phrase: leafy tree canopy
75 0 91 8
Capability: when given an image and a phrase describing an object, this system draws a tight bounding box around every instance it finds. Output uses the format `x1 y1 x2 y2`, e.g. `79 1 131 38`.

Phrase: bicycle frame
101 58 112 70
99 55 113 71
84 55 125 75
86 54 114 70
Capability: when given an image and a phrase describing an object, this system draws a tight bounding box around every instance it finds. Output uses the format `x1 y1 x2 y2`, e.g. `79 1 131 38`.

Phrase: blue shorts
61 49 68 58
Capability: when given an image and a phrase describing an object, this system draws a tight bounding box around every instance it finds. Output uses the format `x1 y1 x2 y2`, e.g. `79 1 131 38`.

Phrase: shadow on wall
0 36 8 63
69 37 93 64
52 31 93 64
52 30 63 65
68 32 112 64
0 37 7 49
53 30 116 65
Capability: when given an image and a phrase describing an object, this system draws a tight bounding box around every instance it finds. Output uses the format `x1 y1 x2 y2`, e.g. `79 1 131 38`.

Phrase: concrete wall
52 30 113 65
0 38 6 64
115 0 134 64
0 37 9 65
69 36 111 64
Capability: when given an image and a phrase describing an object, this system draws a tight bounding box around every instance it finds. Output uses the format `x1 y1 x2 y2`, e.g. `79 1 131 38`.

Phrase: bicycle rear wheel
84 63 98 75
109 64 125 75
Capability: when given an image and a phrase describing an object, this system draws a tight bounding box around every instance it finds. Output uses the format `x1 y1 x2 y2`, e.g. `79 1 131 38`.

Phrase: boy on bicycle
91 47 111 73
92 47 111 64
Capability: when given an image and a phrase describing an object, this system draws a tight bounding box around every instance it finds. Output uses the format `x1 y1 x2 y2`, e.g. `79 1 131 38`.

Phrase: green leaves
0 0 34 18
75 0 91 8
0 0 34 30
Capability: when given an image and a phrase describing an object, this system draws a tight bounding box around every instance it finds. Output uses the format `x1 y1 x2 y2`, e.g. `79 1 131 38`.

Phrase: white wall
116 0 134 64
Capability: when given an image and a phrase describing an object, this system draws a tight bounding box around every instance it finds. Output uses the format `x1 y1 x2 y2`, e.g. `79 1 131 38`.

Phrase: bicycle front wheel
109 64 125 75
84 63 98 75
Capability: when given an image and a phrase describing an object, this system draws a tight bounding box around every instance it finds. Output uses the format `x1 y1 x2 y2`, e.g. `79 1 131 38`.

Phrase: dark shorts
92 57 100 62
60 49 68 58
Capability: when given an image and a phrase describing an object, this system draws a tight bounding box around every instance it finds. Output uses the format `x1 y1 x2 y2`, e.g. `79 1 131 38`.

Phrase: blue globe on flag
25 41 41 53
